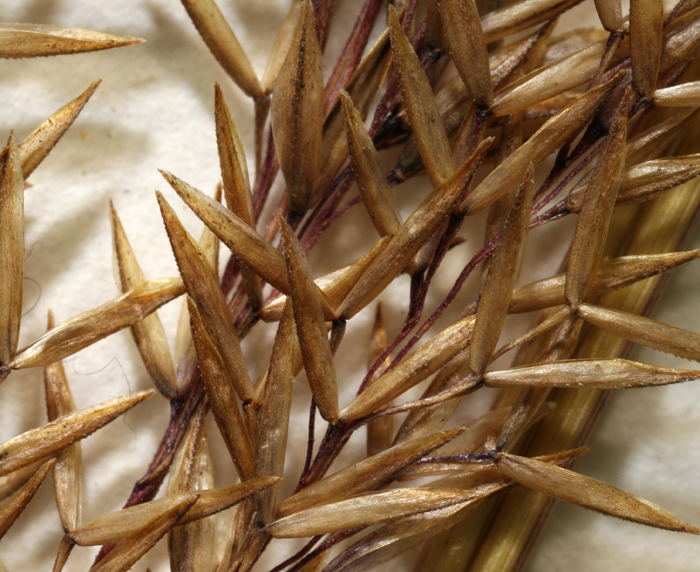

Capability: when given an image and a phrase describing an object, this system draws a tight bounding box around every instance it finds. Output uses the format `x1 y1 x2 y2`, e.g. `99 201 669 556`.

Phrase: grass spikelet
180 0 262 98
0 23 143 58
44 314 82 532
439 0 494 109
19 80 100 179
388 5 454 186
158 191 254 402
11 2 700 570
470 164 534 376
271 0 323 214
629 0 664 97
495 452 700 533
187 297 255 479
279 218 339 423
11 278 184 370
0 459 54 540
110 201 178 399
0 133 23 372
0 391 153 477
88 494 198 572
565 87 630 307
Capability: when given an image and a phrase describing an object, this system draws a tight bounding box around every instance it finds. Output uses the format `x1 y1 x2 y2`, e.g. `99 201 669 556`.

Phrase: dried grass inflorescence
3 0 700 570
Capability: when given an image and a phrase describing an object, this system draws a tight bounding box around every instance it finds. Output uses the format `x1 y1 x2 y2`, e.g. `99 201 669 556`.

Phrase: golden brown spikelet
43 314 82 533
180 0 262 98
0 134 23 372
0 391 153 477
11 278 184 370
0 23 143 58
279 215 339 422
0 459 54 540
19 80 100 179
271 0 323 214
110 202 178 399
11 2 700 570
565 87 630 308
495 452 700 533
388 5 454 187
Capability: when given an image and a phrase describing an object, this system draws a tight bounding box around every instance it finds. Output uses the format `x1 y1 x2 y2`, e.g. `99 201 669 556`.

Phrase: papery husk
19 80 100 179
565 87 630 307
180 0 262 98
43 320 82 532
495 452 700 533
279 216 339 422
463 73 623 216
187 298 255 480
0 23 142 58
0 391 153 477
0 134 23 370
11 280 184 370
111 201 178 399
629 0 664 97
388 5 454 187
0 459 54 540
276 427 464 517
253 303 296 525
340 315 475 422
271 0 323 214
338 139 490 319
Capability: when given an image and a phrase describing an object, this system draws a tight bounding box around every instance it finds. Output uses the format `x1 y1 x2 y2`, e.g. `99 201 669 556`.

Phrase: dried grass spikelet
438 0 494 109
388 5 454 187
11 278 184 370
110 202 178 399
276 427 465 517
187 297 255 480
463 72 623 215
88 494 198 572
0 459 54 541
0 390 153 477
470 164 534 377
214 84 263 310
565 87 629 308
173 203 220 367
179 0 262 98
0 23 143 58
495 452 700 534
576 303 700 361
43 315 82 533
157 191 254 403
629 0 664 97
509 249 700 313
253 302 295 525
0 133 23 372
338 138 491 319
160 170 293 298
69 478 277 546
267 488 484 539
484 358 700 388
279 215 339 422
271 0 323 215
340 314 475 422
166 407 214 572
19 80 100 179
341 90 401 237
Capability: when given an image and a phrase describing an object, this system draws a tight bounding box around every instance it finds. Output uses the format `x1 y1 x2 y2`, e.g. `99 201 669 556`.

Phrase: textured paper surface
0 0 699 570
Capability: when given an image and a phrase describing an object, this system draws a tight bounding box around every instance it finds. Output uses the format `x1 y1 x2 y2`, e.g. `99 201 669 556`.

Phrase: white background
0 0 700 570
